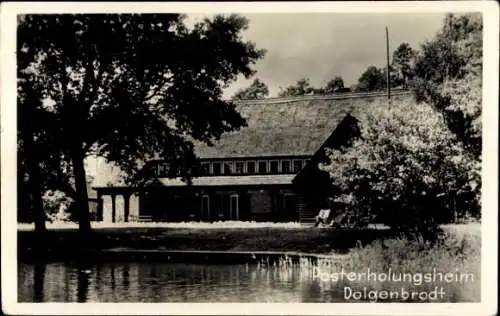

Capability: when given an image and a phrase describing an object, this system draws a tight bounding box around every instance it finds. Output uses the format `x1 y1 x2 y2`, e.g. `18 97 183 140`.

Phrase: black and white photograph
1 2 498 315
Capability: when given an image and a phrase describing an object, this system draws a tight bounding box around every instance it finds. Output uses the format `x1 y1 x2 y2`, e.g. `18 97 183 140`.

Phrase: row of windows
199 159 309 176
152 158 311 177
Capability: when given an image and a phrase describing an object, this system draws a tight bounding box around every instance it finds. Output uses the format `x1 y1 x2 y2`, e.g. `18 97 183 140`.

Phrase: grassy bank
294 224 481 302
18 222 394 256
18 221 479 254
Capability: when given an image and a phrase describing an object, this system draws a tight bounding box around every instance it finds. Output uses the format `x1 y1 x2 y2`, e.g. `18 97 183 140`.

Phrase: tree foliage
357 44 416 92
278 76 350 96
391 43 416 88
323 76 345 94
232 78 269 99
321 99 480 235
413 13 482 159
320 14 482 237
278 78 314 97
17 14 265 233
356 66 386 92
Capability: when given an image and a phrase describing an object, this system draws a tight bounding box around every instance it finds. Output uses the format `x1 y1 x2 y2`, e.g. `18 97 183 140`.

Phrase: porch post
270 188 277 222
138 191 145 216
237 189 245 221
123 192 131 223
97 191 103 222
111 193 116 223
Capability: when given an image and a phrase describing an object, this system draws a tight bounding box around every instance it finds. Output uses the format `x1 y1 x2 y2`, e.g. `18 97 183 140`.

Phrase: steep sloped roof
194 92 404 159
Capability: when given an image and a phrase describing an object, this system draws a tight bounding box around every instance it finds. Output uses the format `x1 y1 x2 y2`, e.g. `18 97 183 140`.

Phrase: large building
93 91 410 224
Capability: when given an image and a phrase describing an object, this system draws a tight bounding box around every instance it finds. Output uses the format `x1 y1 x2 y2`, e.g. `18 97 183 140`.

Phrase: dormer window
235 162 244 174
247 161 256 174
201 162 210 176
270 160 279 173
213 162 221 175
282 160 291 173
223 162 233 175
293 159 303 173
156 162 168 177
258 161 268 174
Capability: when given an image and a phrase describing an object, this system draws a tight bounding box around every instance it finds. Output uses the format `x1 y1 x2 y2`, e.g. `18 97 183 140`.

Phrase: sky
189 13 447 98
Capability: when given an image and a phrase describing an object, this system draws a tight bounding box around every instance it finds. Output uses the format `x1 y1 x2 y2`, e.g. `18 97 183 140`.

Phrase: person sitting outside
314 208 331 227
314 198 335 227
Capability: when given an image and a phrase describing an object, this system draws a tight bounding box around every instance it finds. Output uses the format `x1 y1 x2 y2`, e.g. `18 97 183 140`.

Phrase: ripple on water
18 261 347 303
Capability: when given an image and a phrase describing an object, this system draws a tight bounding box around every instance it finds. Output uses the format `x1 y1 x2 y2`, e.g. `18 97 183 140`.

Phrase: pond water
18 261 347 303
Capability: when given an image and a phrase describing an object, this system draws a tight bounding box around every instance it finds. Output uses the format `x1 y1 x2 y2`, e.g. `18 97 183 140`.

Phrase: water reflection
33 263 45 302
76 263 91 302
20 261 349 302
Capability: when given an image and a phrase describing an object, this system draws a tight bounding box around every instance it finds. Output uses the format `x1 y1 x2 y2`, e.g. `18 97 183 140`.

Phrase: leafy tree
321 98 480 236
320 13 483 237
18 14 265 234
413 13 482 159
17 79 50 235
278 78 314 97
356 66 386 92
323 76 345 94
382 65 401 89
392 43 416 88
232 78 269 100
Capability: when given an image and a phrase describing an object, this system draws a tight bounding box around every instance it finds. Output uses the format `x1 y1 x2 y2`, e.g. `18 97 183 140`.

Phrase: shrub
320 98 480 236
295 225 481 302
345 227 480 302
321 14 483 234
43 190 72 222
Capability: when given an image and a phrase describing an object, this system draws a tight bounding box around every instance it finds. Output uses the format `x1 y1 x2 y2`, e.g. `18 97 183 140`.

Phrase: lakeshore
17 221 481 303
17 222 479 259
18 222 393 258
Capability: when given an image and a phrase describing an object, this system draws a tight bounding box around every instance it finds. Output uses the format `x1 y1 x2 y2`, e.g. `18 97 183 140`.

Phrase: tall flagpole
386 26 391 100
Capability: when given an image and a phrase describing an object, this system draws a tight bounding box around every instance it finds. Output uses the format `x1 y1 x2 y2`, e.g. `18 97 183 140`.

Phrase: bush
344 226 481 302
291 224 480 302
319 14 483 236
43 190 72 222
320 98 480 236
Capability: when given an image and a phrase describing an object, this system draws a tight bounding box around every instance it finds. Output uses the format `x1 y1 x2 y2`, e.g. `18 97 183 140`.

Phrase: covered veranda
92 186 143 223
93 174 304 223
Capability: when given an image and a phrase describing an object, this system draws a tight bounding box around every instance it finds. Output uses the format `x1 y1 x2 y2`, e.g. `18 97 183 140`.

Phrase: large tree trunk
19 81 47 249
23 133 47 248
71 149 92 235
30 163 47 237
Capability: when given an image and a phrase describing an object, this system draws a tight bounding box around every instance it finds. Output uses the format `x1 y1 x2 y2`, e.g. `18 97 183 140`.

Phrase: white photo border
1 2 498 315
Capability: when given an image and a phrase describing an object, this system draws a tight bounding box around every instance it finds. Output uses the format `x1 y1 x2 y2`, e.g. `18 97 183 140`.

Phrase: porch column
138 191 145 216
123 192 131 222
237 189 246 221
111 193 117 223
270 189 277 222
97 191 104 222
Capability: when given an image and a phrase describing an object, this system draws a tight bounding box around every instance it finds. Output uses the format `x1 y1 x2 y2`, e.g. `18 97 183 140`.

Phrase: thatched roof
194 92 403 159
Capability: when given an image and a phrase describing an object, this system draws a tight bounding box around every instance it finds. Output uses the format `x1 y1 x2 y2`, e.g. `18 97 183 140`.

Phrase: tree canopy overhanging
17 13 266 234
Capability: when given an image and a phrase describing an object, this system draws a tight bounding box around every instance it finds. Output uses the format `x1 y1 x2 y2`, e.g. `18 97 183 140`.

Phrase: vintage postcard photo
1 1 498 315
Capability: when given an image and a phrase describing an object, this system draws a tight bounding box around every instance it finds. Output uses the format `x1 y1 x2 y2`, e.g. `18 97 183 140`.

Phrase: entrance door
230 194 239 221
201 195 210 222
282 193 298 222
